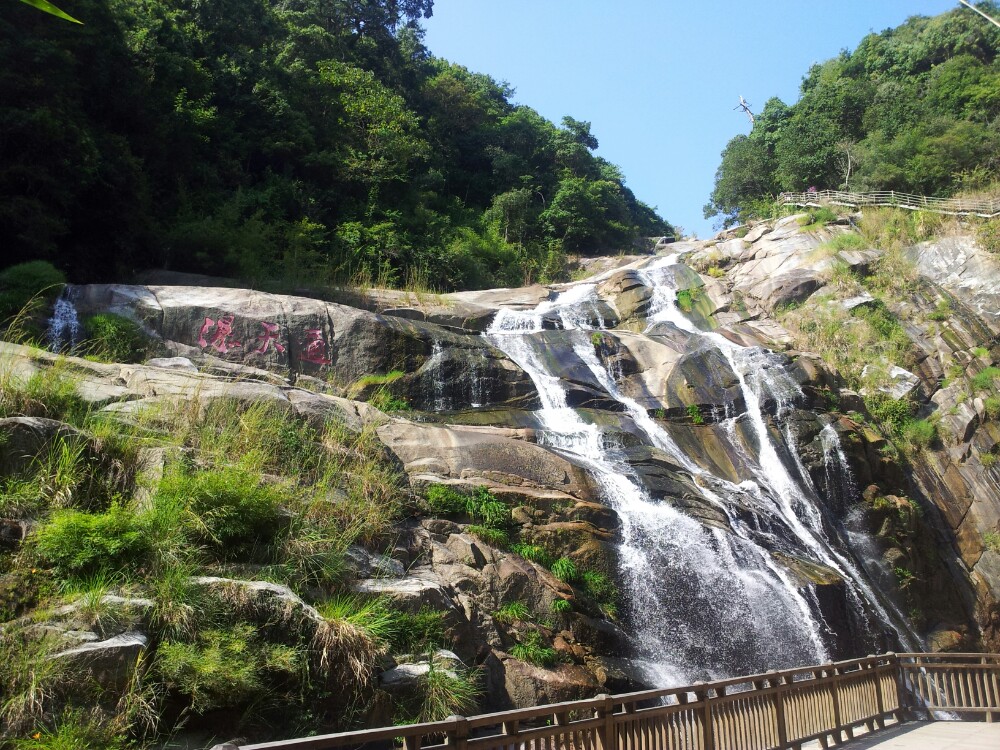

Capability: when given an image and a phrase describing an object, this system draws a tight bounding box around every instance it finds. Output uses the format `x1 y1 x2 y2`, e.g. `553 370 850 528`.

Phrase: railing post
828 663 844 746
595 694 615 750
893 653 912 721
445 715 468 750
869 655 886 730
769 671 788 750
694 681 714 750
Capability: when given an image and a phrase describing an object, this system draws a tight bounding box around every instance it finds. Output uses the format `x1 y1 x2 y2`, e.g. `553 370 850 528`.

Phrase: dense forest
705 1 1000 227
1 0 671 290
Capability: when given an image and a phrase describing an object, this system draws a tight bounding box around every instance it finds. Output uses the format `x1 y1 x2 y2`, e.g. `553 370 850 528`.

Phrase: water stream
485 256 918 685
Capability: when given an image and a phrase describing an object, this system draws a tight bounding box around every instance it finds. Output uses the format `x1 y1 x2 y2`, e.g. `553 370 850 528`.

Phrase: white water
487 283 833 684
46 288 80 353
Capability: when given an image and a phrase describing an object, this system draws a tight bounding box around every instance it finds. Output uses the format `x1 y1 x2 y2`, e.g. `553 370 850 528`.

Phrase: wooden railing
228 653 999 750
778 190 1000 218
898 652 1000 719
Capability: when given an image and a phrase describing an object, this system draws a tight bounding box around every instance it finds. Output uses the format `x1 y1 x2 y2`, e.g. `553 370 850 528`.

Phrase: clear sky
422 0 964 238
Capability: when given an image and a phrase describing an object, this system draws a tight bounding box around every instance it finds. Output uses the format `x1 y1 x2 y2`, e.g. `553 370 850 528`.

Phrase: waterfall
487 284 832 685
428 341 450 412
485 255 922 685
46 287 81 353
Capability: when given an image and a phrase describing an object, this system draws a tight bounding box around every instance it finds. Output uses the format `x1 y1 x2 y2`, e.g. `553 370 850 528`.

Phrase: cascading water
485 256 920 685
46 287 81 353
487 285 832 684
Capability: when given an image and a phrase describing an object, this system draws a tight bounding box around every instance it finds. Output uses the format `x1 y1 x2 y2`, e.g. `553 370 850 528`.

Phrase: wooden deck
810 720 1000 749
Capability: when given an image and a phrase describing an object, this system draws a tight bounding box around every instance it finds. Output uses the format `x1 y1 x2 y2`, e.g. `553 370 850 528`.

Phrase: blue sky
422 0 963 238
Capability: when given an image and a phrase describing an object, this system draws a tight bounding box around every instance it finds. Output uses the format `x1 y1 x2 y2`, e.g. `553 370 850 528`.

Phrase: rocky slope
2 210 999 746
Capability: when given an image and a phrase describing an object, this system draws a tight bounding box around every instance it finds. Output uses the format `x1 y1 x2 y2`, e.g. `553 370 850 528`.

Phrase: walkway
778 189 999 218
804 721 1000 749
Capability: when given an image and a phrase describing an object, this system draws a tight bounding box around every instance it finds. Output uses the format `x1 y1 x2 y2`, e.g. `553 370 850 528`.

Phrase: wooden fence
232 653 1000 750
778 190 1000 218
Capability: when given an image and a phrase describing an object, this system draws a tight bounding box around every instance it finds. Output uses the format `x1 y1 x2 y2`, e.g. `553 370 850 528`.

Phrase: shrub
975 218 1000 254
0 261 66 323
582 571 618 604
550 557 578 583
926 300 951 322
390 608 448 654
675 287 703 313
982 453 998 469
155 465 285 558
972 367 1000 392
984 531 1000 552
706 265 726 278
467 486 509 529
863 394 913 437
972 346 990 359
903 419 937 451
510 631 559 667
157 624 302 714
494 601 531 624
82 313 149 363
424 484 468 516
686 403 704 425
394 658 480 725
510 543 553 567
984 396 1000 420
316 595 399 648
33 503 151 578
797 207 839 230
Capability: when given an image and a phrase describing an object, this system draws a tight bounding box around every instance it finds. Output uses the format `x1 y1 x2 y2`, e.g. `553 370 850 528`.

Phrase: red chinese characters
197 314 242 354
301 328 331 365
253 321 285 355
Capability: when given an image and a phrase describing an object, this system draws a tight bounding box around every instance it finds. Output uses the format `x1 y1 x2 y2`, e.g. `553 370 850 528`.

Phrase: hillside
705 1 1000 227
1 0 670 290
2 205 999 747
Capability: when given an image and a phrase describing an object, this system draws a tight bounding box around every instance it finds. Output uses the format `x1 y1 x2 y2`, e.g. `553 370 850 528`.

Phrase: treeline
705 2 1000 227
1 0 671 290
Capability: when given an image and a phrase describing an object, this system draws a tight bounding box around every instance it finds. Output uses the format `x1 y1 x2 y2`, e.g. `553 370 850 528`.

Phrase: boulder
756 269 824 312
52 632 148 694
861 365 921 401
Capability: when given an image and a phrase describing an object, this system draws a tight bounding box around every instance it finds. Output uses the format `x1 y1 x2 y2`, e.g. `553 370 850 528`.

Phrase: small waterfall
428 341 450 412
46 287 81 353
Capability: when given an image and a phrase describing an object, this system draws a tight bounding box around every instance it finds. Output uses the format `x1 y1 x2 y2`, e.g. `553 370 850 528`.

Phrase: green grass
550 557 578 583
926 300 952 322
902 419 937 452
510 543 553 567
510 631 559 667
984 396 1000 420
494 601 531 625
984 531 1000 552
972 367 1000 391
466 525 509 548
550 598 572 614
81 313 150 364
424 484 468 516
797 207 839 230
675 287 703 313
389 608 448 654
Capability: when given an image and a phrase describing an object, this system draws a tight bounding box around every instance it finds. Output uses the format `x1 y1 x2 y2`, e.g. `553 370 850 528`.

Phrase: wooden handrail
778 189 1000 218
232 653 1000 750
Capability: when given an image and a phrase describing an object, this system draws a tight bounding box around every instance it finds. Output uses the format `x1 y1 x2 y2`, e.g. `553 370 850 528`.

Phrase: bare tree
735 96 755 126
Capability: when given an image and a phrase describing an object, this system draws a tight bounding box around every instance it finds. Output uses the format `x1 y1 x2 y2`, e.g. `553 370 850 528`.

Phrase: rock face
7 212 1000 742
69 285 538 412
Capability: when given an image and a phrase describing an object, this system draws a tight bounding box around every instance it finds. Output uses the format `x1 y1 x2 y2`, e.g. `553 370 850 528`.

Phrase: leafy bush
33 503 151 578
510 631 559 667
675 287 703 313
582 571 618 604
550 557 578 583
972 367 1000 392
82 313 149 363
155 466 285 558
686 403 704 425
975 218 1000 254
984 396 1000 420
466 486 510 529
0 261 65 322
863 394 914 437
797 207 839 229
902 419 937 451
157 624 302 714
424 484 468 516
390 608 448 654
